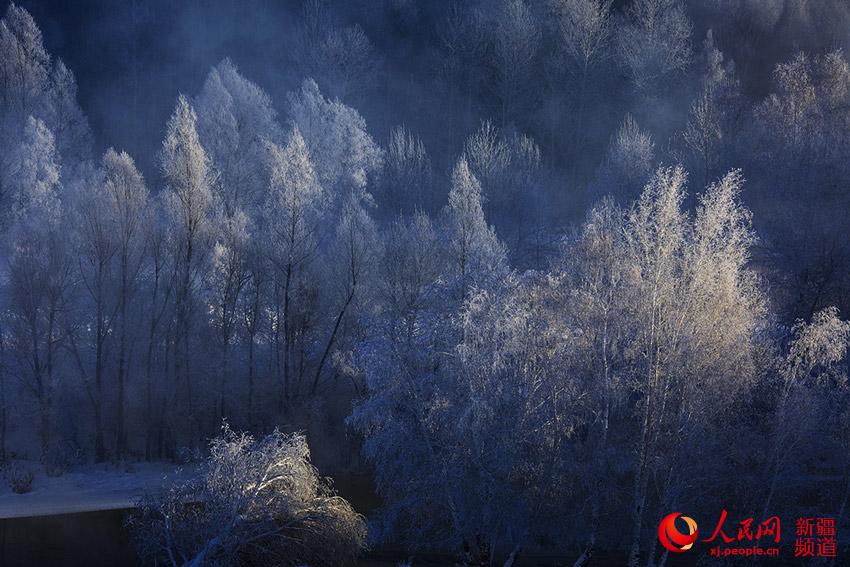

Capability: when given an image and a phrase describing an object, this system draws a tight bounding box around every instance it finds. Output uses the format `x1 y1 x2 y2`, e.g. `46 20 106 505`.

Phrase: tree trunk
272 281 282 413
629 360 659 567
311 288 355 395
247 330 255 425
144 334 154 462
43 305 58 464
282 264 292 406
116 262 129 460
0 321 6 464
218 338 229 424
94 284 106 462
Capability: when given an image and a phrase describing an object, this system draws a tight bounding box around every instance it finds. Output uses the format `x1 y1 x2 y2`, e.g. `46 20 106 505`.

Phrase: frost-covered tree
262 128 326 403
600 114 655 198
287 79 383 199
437 3 487 138
138 195 173 460
443 157 506 295
348 213 457 548
67 172 115 464
463 120 541 244
297 0 381 101
755 52 818 157
312 196 377 395
752 49 850 320
553 198 629 565
380 212 443 322
548 0 612 152
4 117 69 463
754 50 850 167
490 0 540 123
195 58 283 215
683 92 721 187
205 209 250 424
682 31 739 186
44 59 93 176
381 125 433 213
623 167 765 566
1 116 62 228
550 0 612 75
160 95 216 442
453 272 579 555
7 226 72 465
762 307 850 515
616 0 692 93
69 148 148 461
240 237 266 424
103 149 148 458
0 3 51 129
0 4 91 178
129 424 366 567
464 120 511 197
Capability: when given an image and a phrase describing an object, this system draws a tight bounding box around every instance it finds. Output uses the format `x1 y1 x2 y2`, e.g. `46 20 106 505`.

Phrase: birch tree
205 209 249 425
160 95 215 445
297 0 381 101
381 125 433 213
624 168 765 566
548 0 612 153
602 114 655 198
311 196 377 395
444 157 507 296
491 0 540 124
103 149 148 458
263 128 326 404
5 117 69 463
195 58 283 215
287 78 383 199
616 0 692 93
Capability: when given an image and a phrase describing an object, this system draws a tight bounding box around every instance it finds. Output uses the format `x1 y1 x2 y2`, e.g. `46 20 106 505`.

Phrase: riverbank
0 461 193 519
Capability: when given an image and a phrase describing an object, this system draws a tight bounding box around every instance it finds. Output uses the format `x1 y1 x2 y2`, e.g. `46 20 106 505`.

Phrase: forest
2 0 850 565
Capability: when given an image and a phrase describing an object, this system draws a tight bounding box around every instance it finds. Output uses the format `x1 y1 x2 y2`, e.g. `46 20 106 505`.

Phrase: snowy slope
0 462 195 519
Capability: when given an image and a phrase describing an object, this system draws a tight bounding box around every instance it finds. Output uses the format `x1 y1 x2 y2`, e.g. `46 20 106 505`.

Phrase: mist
1 0 850 565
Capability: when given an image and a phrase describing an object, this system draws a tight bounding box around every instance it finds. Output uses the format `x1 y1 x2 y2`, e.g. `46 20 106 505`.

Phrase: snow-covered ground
0 462 195 519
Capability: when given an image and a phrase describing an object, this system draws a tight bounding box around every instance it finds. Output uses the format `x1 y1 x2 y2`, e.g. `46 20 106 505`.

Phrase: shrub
6 461 35 494
128 424 367 566
44 441 83 477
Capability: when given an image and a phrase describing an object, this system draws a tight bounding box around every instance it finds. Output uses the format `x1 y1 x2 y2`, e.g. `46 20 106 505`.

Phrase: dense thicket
3 1 850 563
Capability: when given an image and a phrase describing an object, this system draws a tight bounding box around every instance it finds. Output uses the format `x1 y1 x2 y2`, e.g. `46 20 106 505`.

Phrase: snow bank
0 462 195 519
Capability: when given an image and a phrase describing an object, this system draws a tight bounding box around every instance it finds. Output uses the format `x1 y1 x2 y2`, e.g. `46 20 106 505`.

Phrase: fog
2 0 850 565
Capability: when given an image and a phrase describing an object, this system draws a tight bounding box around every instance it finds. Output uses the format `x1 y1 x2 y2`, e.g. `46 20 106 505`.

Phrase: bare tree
491 0 540 124
297 0 381 102
382 125 433 213
616 0 692 93
601 114 655 198
548 0 612 155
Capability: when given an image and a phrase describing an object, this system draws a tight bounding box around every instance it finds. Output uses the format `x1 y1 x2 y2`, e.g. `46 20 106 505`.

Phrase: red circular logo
658 512 699 553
